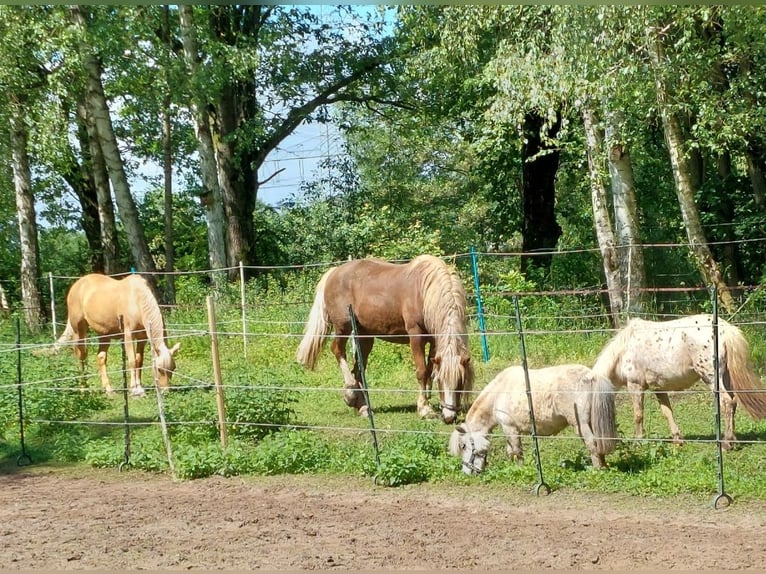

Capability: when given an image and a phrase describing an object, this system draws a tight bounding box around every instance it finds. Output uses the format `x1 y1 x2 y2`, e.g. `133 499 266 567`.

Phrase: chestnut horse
54 273 180 396
296 255 474 423
593 314 766 449
449 364 617 474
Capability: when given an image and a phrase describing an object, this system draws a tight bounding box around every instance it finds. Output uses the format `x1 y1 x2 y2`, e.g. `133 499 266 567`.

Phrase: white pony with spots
593 314 766 449
449 364 617 474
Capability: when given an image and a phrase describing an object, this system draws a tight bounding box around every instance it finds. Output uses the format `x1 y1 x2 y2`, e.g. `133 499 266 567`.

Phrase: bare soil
0 467 765 570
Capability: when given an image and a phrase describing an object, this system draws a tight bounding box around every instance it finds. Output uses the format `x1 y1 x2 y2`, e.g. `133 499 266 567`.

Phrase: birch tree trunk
10 98 43 331
77 101 120 274
70 5 155 274
606 110 646 316
582 105 624 326
648 25 734 312
178 5 228 276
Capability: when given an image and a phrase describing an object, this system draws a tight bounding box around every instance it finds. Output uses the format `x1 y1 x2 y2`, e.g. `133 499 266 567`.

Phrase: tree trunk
215 89 258 278
745 142 766 210
178 5 228 278
648 25 734 312
606 110 646 316
520 111 562 276
582 105 623 327
161 6 175 304
70 5 155 275
77 101 120 274
65 114 104 272
10 98 43 331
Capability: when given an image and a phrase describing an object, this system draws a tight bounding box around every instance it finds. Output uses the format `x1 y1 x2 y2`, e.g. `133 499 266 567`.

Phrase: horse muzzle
441 406 458 424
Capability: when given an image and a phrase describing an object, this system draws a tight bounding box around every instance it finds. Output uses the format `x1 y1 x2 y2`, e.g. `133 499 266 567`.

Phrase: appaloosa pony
593 314 766 449
296 255 474 423
55 273 180 396
449 364 617 474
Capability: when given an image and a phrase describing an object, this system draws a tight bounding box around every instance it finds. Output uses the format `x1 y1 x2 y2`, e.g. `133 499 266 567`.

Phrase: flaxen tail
295 268 334 370
722 326 766 419
589 374 618 455
34 321 76 356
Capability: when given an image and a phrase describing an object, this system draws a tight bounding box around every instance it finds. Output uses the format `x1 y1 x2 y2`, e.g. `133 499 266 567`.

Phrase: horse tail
296 268 334 370
588 374 618 455
33 321 75 357
722 325 766 419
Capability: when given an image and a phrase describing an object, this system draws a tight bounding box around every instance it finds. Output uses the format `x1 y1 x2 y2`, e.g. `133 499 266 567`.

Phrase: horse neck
135 283 169 355
418 263 467 352
464 385 498 435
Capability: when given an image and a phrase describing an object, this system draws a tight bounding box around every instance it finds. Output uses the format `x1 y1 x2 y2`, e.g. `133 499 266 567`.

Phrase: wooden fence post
206 295 228 448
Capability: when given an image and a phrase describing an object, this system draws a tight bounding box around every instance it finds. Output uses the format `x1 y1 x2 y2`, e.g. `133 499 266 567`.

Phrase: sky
257 121 343 207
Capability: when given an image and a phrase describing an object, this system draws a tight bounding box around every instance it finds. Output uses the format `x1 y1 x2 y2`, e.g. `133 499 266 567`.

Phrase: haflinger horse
449 364 617 474
54 273 180 397
296 255 474 423
593 314 766 450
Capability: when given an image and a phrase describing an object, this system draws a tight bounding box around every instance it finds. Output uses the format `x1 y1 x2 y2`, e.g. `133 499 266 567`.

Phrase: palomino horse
449 364 617 474
593 314 766 449
54 273 180 396
296 255 474 423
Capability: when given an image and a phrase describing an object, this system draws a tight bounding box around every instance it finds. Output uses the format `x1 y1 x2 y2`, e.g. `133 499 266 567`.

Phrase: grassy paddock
2 276 766 502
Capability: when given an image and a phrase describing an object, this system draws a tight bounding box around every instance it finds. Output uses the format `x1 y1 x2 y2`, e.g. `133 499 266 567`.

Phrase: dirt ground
0 467 765 570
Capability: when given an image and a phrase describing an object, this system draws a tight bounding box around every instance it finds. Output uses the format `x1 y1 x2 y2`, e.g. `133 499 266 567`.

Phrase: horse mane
128 275 170 361
412 255 474 391
592 320 635 382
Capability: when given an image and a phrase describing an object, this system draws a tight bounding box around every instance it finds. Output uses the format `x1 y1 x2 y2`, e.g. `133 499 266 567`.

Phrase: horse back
67 274 142 336
323 259 424 337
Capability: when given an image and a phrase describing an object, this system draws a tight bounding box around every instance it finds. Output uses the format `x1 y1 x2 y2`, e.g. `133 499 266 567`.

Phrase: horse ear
431 355 441 367
170 342 181 356
461 356 471 366
455 423 467 434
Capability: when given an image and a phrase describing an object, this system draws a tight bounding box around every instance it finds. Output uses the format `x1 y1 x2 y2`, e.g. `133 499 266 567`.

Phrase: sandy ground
0 467 765 570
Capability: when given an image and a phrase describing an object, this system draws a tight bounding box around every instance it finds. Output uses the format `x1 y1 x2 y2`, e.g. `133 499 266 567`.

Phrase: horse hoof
358 405 371 418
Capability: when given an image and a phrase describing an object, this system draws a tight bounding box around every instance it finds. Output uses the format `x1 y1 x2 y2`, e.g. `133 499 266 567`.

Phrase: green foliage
227 385 297 442
250 430 330 475
368 431 444 487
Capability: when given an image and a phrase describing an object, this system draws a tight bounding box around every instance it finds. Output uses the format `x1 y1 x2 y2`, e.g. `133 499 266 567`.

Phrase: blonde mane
127 275 174 372
412 255 474 393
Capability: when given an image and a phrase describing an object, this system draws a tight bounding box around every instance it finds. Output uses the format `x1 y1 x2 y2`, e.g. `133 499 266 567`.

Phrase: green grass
4 289 766 505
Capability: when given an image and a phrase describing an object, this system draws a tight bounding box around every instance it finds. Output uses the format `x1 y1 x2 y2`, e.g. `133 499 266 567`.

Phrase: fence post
470 246 490 362
147 323 176 478
348 304 381 474
710 287 732 509
207 295 228 449
240 260 247 358
48 272 57 341
118 315 131 471
15 318 32 466
513 295 550 496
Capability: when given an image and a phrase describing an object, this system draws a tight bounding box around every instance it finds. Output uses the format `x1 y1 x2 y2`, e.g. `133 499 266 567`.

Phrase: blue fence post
470 246 490 362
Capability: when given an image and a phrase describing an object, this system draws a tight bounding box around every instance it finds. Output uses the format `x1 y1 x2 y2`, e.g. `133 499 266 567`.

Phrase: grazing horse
54 273 180 396
593 314 766 450
296 255 474 423
449 364 617 474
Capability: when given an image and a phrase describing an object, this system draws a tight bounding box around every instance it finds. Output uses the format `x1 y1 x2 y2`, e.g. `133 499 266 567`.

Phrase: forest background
2 5 766 330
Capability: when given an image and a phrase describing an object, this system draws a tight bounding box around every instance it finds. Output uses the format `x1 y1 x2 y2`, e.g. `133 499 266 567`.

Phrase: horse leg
719 391 737 450
505 429 523 465
330 334 366 413
627 381 645 440
410 332 437 419
654 391 683 445
96 338 115 396
351 336 374 416
73 337 89 390
132 336 147 397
